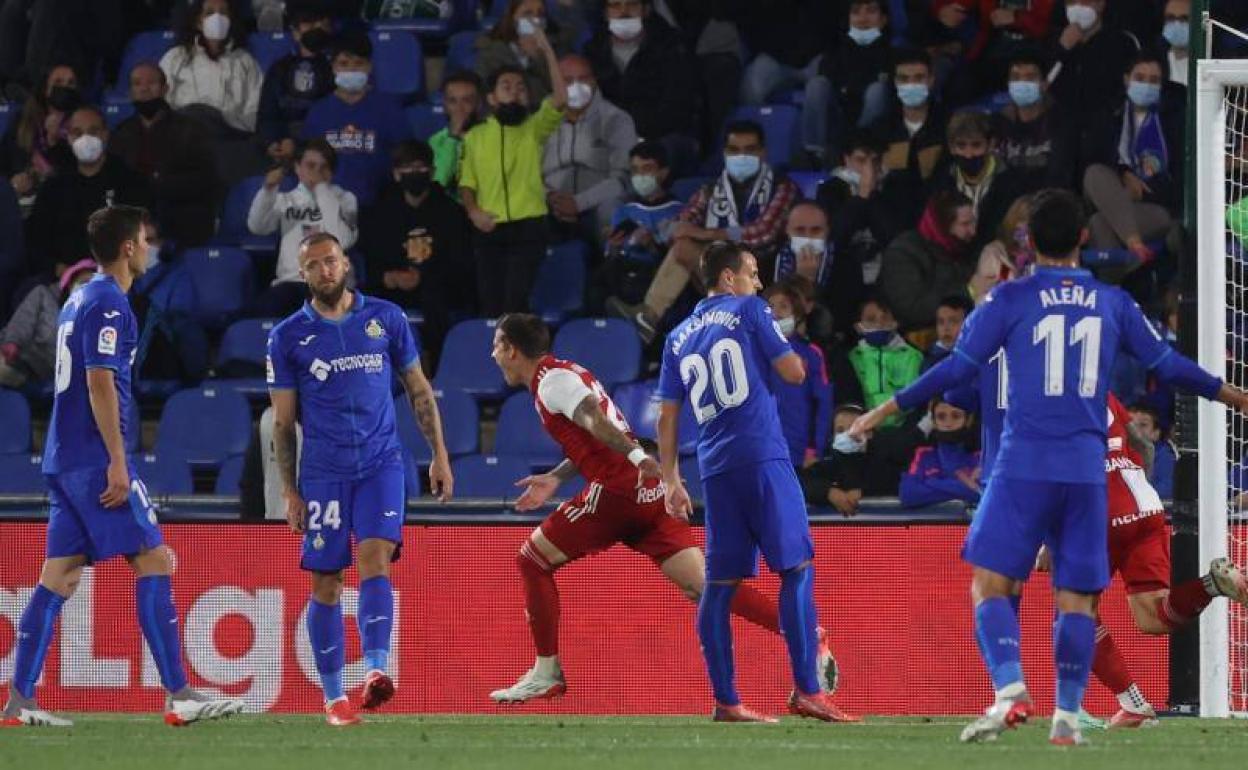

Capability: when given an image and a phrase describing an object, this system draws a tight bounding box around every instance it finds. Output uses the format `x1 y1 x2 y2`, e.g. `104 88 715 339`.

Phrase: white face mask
790 235 825 256
516 16 545 36
72 134 104 164
609 17 644 41
566 82 593 110
202 12 231 41
631 173 659 198
832 431 866 454
776 316 796 337
145 243 162 270
1065 4 1098 30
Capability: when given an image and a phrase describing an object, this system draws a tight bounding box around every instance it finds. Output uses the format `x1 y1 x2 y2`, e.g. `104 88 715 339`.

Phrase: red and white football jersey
1106 393 1164 520
530 355 643 498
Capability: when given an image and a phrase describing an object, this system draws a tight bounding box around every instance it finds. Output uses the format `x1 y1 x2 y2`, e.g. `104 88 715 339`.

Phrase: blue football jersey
943 350 1008 483
267 293 420 481
656 294 792 478
43 274 137 474
952 267 1173 484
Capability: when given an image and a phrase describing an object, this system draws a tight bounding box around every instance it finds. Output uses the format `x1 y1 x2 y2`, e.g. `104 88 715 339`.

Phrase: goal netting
1197 58 1248 718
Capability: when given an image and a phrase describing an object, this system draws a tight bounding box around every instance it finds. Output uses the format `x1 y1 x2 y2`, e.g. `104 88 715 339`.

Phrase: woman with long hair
159 0 263 133
0 63 80 204
474 0 580 105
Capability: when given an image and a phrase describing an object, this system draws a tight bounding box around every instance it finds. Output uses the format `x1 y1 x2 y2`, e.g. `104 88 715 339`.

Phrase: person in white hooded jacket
247 138 358 317
159 0 264 133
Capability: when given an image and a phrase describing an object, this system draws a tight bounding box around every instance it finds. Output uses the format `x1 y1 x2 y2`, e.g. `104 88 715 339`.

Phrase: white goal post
1196 58 1248 718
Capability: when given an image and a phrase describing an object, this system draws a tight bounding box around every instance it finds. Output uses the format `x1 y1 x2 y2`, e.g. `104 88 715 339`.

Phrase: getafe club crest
313 533 325 551
365 318 386 339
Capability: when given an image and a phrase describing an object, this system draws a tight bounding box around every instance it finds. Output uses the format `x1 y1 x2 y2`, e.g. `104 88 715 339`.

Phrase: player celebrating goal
267 232 454 726
656 242 858 724
849 190 1248 746
487 314 838 707
3 206 243 727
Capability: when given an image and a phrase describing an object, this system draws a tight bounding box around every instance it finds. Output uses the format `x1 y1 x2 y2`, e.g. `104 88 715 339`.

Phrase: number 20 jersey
657 294 791 478
952 266 1175 485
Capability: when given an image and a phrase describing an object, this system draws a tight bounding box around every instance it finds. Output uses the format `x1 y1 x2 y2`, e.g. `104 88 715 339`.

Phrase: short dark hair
937 294 975 316
333 29 372 60
1129 402 1162 425
848 0 886 13
1126 50 1167 77
486 64 525 93
700 241 746 287
946 110 992 144
298 137 337 171
286 0 331 26
629 140 669 168
858 292 893 318
1028 188 1086 258
300 231 342 252
723 119 765 148
842 128 885 157
892 48 931 74
442 69 482 94
763 282 806 321
392 139 434 168
497 313 551 359
1007 52 1046 76
928 189 974 232
87 205 148 265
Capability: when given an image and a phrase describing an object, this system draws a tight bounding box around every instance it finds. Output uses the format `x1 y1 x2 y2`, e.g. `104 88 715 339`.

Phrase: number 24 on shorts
307 500 341 530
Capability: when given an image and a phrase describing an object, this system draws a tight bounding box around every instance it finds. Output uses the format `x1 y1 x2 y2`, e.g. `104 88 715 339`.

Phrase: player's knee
311 572 344 604
516 548 555 577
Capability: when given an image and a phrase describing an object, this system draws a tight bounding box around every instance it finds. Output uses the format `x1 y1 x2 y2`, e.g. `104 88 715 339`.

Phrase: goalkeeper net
1198 57 1248 718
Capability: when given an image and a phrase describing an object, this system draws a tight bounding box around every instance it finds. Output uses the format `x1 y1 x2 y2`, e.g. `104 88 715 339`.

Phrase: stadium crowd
1 0 1246 508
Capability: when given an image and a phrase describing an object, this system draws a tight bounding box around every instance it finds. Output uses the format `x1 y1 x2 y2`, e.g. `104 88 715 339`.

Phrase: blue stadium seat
372 13 452 38
611 379 699 455
155 387 252 468
788 170 827 201
445 29 478 73
530 240 587 324
0 389 31 453
394 387 479 464
214 454 244 495
215 318 277 397
0 102 12 139
131 453 194 495
108 30 177 103
0 455 44 493
552 319 640 388
671 176 710 203
729 104 799 169
434 319 508 398
248 31 295 73
103 102 134 130
184 247 255 329
405 102 447 140
370 30 425 100
679 456 703 503
451 454 532 499
494 390 563 467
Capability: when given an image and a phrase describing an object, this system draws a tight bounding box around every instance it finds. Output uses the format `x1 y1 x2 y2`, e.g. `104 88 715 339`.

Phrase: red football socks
730 584 781 634
1091 625 1134 695
518 543 560 656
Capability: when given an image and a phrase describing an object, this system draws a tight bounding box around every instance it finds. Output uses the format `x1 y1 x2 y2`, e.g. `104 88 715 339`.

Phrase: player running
656 242 859 724
487 314 839 707
267 232 454 726
2 206 243 727
849 190 1248 746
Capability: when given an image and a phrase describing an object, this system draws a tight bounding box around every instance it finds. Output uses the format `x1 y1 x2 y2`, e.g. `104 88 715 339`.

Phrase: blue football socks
307 598 345 702
136 575 188 693
697 582 739 706
11 585 67 699
358 575 393 674
975 596 1024 692
779 565 822 696
1053 612 1096 713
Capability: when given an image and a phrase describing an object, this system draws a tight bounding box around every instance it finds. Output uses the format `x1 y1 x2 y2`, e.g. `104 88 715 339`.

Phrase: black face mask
133 97 168 119
300 28 331 55
401 171 432 198
955 154 987 177
47 86 80 113
495 102 528 126
932 427 974 446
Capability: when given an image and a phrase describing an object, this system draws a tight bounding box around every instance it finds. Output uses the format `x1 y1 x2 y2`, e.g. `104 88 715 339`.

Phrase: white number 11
1033 314 1101 398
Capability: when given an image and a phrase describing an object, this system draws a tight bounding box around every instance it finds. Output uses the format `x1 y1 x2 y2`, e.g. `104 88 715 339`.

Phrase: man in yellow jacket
461 26 567 316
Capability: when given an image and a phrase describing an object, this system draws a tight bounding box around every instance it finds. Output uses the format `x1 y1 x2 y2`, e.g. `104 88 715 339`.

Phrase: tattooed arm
269 388 306 531
569 394 661 482
400 363 454 501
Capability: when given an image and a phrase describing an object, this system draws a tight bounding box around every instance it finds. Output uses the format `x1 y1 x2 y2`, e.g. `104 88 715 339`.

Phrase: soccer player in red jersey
487 314 840 712
1040 393 1248 728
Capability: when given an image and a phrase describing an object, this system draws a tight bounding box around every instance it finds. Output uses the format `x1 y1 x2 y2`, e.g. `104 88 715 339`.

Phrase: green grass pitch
2 715 1246 770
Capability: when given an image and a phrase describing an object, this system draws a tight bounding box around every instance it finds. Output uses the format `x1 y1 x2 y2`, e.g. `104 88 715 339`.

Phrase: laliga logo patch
148 510 158 525
309 358 331 382
98 326 117 355
365 318 386 339
313 533 325 550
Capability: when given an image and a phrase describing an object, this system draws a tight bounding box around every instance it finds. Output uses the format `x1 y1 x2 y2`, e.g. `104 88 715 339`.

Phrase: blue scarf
1118 107 1169 182
773 244 833 288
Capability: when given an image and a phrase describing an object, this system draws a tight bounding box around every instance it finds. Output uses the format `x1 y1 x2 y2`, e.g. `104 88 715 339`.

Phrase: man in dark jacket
27 105 150 280
1048 0 1140 135
868 49 947 228
583 0 700 166
256 2 335 165
110 63 219 248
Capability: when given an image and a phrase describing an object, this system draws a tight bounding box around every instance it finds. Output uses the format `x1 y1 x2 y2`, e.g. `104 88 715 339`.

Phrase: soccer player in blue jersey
267 232 454 726
2 206 244 728
655 241 858 724
849 190 1248 745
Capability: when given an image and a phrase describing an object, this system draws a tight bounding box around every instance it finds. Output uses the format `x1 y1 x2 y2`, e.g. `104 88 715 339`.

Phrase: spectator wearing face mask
899 397 981 507
0 63 80 209
991 53 1078 190
922 294 973 371
460 27 568 317
360 140 472 364
765 282 833 469
1048 0 1141 135
301 31 413 207
0 258 95 388
810 0 895 163
589 141 681 314
847 295 922 428
246 138 358 318
1081 52 1184 269
257 4 336 165
542 54 637 245
110 63 220 249
475 0 582 105
160 0 263 134
879 190 977 332
1160 0 1191 86
429 71 483 199
27 106 152 281
607 120 798 343
868 49 947 225
800 404 896 516
774 201 864 338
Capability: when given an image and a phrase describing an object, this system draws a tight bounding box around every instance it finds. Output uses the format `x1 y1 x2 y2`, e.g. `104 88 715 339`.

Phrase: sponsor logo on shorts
636 483 666 504
98 326 117 355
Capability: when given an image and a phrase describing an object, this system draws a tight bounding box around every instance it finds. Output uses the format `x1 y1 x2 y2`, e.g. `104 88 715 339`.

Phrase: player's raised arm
399 363 454 502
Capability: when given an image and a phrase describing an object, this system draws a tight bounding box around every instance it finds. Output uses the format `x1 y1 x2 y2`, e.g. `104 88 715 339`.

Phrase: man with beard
265 232 455 726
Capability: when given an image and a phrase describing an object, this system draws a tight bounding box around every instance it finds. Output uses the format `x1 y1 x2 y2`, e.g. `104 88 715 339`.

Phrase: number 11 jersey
657 294 791 479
